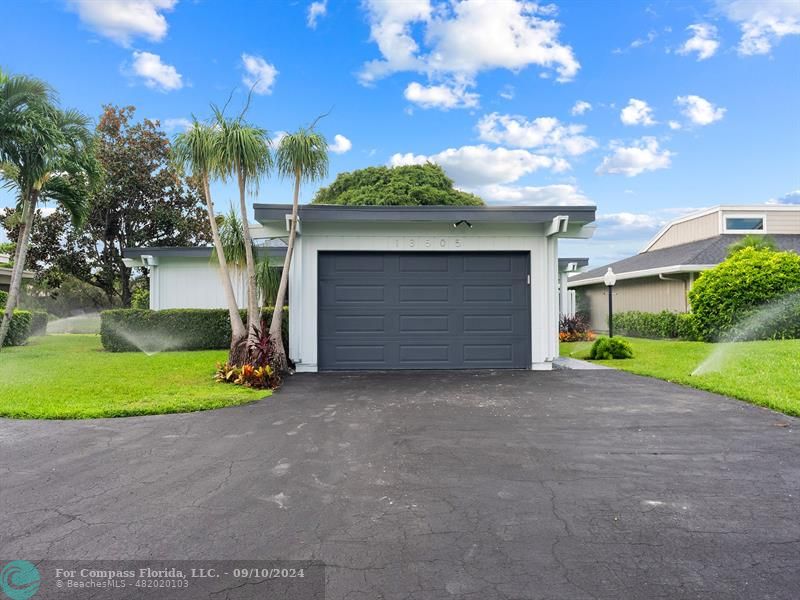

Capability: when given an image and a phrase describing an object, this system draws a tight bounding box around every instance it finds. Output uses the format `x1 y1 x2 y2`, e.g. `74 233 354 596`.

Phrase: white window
723 214 766 233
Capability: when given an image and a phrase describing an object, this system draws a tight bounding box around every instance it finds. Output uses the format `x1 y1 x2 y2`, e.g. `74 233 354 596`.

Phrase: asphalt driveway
2 369 799 599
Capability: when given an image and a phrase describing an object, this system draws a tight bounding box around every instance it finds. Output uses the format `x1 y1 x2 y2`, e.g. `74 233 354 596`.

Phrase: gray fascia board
254 203 597 225
123 246 287 259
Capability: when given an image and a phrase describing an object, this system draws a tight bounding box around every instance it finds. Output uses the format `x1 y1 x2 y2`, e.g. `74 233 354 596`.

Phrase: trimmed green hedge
3 310 32 347
0 290 8 308
612 310 698 341
100 308 288 353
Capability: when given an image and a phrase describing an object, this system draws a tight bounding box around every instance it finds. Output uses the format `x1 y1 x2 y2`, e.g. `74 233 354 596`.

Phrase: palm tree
270 127 329 372
213 108 272 347
0 98 97 348
172 120 248 363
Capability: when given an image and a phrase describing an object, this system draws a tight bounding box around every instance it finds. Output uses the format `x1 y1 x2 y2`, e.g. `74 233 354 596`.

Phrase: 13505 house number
395 238 462 248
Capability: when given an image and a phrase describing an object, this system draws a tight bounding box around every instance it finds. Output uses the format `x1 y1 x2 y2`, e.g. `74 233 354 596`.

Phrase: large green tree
0 70 97 348
2 105 211 307
313 163 484 206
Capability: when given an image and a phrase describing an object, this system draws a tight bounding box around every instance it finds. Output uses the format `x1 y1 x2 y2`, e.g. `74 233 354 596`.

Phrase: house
0 252 35 293
568 205 800 331
126 203 597 371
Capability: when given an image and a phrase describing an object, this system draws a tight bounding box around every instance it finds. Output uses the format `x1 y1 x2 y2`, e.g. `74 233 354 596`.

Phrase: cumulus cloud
162 117 192 132
677 23 720 60
359 0 580 107
328 134 352 154
571 100 592 116
767 189 800 205
404 81 479 109
68 0 176 46
477 183 593 206
241 53 278 95
718 0 800 55
307 0 327 29
476 113 597 156
596 137 673 177
131 51 183 91
389 144 561 187
620 98 656 126
668 120 682 130
675 95 726 125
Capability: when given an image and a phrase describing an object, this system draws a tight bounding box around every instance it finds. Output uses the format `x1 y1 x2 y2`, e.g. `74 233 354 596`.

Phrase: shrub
612 310 698 340
3 310 32 347
589 336 633 360
29 310 49 336
688 247 800 341
0 290 8 308
100 308 289 353
131 288 150 309
559 314 595 342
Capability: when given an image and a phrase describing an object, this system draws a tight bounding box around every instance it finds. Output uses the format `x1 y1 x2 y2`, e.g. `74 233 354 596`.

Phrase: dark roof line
123 246 287 259
254 203 597 225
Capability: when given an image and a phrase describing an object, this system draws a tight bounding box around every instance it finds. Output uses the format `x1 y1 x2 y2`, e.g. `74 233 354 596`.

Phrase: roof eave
568 264 716 287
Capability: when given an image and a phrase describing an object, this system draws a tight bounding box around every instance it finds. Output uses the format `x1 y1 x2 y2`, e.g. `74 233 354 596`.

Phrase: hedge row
3 310 32 347
100 308 288 353
612 310 699 341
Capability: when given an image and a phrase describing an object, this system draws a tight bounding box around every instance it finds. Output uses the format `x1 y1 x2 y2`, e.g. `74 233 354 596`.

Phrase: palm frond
276 128 329 183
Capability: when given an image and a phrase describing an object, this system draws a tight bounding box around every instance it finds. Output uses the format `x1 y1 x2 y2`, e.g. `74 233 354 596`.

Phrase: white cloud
131 51 183 91
162 117 192 132
499 85 515 100
620 98 656 126
767 189 800 205
596 137 673 177
269 130 289 149
476 113 597 156
668 120 682 130
599 212 659 230
359 0 580 106
389 144 559 187
571 100 592 116
307 0 327 29
677 24 720 60
328 134 352 154
613 30 657 54
478 183 593 206
719 0 800 55
675 95 726 125
241 54 279 95
404 81 479 109
68 0 176 46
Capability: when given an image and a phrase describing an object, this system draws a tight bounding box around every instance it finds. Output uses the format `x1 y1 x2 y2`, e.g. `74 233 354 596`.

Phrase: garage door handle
527 274 531 285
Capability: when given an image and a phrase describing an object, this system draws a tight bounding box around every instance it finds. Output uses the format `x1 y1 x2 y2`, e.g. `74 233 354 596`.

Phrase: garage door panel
318 252 530 370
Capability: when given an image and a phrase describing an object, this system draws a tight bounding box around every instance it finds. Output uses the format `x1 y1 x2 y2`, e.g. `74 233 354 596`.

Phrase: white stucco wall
148 257 248 310
286 221 561 372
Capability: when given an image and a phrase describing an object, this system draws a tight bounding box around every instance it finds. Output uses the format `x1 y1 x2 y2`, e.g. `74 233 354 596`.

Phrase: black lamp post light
603 267 617 337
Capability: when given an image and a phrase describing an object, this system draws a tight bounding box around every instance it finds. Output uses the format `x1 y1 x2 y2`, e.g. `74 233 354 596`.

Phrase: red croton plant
215 320 282 389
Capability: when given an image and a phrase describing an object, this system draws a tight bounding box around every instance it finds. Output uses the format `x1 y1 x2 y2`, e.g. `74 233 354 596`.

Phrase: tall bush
688 247 800 341
3 310 32 347
100 308 288 353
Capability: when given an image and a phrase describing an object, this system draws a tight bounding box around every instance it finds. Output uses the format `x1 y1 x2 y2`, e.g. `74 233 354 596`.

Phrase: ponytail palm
269 127 329 371
172 119 248 363
213 108 272 346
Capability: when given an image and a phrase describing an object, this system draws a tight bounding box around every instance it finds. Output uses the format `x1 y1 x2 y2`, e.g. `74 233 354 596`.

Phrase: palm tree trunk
269 172 300 373
203 177 247 364
237 168 260 345
0 193 36 349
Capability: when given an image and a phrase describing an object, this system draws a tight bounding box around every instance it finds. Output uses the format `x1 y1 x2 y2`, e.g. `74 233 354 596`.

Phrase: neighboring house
0 252 35 293
126 203 597 371
569 205 800 331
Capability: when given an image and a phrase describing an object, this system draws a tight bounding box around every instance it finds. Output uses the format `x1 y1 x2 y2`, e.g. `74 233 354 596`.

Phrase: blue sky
1 0 798 264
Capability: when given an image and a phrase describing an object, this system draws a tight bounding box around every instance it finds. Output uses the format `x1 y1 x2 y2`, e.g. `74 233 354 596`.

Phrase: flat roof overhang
254 203 597 227
122 246 286 259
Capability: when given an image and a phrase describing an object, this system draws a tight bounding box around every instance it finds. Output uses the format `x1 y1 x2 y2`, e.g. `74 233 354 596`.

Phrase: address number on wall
394 238 463 248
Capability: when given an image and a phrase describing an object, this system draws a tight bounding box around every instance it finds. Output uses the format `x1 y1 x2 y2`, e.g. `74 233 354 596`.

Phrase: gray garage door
318 252 531 370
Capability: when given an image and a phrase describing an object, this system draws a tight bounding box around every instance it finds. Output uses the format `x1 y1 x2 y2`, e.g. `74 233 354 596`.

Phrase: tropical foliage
0 69 98 348
689 247 800 341
589 336 634 360
558 314 595 342
269 126 329 372
313 163 483 206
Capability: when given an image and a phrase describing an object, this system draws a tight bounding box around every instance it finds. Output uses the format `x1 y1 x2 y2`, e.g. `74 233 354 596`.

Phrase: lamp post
603 267 617 337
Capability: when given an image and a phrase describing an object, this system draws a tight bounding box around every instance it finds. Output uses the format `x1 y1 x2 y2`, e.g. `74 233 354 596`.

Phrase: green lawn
0 335 269 419
561 338 800 417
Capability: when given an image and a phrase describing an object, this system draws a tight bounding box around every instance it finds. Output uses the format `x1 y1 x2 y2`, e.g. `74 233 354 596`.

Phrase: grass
0 335 270 419
561 337 800 417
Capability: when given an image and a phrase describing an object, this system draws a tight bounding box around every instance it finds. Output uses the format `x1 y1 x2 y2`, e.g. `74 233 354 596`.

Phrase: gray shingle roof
570 234 800 283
